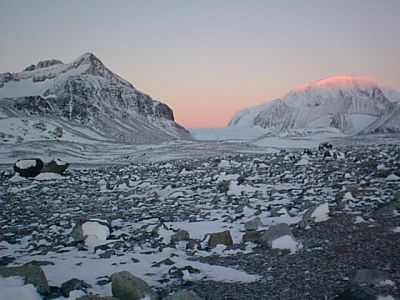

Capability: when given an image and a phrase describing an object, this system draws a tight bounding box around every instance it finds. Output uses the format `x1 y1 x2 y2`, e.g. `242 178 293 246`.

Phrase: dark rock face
14 158 44 177
0 53 190 144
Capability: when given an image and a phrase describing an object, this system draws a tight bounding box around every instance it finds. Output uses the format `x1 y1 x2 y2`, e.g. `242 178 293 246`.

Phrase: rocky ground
0 143 399 299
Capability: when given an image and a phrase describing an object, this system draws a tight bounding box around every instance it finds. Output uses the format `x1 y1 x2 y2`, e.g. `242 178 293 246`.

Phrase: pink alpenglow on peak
293 76 377 92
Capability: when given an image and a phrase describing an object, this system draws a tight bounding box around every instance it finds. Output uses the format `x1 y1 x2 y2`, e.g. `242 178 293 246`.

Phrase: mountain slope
229 76 399 135
0 53 191 144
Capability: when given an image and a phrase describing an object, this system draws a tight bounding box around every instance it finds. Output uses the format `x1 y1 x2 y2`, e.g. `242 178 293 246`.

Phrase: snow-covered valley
1 138 399 299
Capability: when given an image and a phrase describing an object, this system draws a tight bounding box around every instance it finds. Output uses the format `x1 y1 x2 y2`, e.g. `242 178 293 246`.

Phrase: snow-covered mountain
229 76 400 135
0 53 191 144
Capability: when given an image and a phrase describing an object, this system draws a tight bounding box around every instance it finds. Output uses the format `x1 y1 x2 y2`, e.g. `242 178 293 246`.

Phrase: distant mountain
229 76 400 135
0 53 191 144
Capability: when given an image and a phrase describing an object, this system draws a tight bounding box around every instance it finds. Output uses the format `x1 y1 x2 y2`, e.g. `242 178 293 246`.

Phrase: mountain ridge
0 52 191 144
229 76 400 135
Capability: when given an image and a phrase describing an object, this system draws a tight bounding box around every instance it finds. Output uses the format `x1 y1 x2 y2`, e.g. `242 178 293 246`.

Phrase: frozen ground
0 133 400 299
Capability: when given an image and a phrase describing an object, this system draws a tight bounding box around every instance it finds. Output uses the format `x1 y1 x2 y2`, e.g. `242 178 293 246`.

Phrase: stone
319 142 333 150
13 158 44 177
41 159 69 174
111 271 157 300
244 217 263 231
170 230 190 243
242 231 260 242
351 269 389 285
61 278 92 297
207 230 233 249
0 265 50 295
334 287 374 300
163 290 204 300
77 295 119 300
258 223 293 248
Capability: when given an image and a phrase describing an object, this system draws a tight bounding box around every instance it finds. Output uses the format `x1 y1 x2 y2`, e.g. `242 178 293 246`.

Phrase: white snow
311 203 330 222
392 227 400 233
9 174 28 182
271 235 302 253
0 276 42 300
34 173 65 181
15 160 37 169
82 221 110 248
385 174 400 181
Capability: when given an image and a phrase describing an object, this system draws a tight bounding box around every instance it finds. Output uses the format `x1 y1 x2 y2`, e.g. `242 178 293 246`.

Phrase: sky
0 0 399 128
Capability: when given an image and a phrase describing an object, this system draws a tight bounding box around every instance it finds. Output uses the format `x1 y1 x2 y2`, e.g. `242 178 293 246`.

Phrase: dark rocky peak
24 59 63 72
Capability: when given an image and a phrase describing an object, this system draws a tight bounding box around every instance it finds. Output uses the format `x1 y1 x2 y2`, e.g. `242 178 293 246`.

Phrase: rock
152 258 175 268
244 217 263 231
111 271 157 300
319 142 333 150
0 265 50 295
334 286 374 300
99 249 115 259
300 203 330 228
350 269 389 285
303 148 312 156
71 219 111 243
163 290 204 300
242 231 260 242
168 266 200 279
77 295 119 300
0 256 15 266
170 230 190 243
61 278 92 297
258 223 293 248
41 159 69 174
207 230 233 249
13 158 44 177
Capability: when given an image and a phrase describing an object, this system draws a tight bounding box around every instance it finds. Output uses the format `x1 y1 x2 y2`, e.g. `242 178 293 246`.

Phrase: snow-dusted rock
13 158 44 177
258 223 293 248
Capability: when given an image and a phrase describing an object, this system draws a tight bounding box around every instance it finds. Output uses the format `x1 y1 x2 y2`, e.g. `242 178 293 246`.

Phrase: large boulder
258 223 293 248
207 230 233 249
0 265 50 295
163 290 204 300
41 159 69 174
13 158 44 177
110 271 158 300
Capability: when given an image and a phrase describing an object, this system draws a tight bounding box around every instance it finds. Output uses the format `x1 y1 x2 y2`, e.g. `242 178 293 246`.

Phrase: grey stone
111 271 157 300
170 230 190 243
244 217 263 231
258 223 293 247
0 265 50 295
163 289 204 300
76 295 119 300
61 278 92 297
351 269 389 285
207 230 233 249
